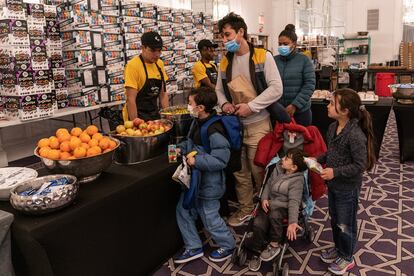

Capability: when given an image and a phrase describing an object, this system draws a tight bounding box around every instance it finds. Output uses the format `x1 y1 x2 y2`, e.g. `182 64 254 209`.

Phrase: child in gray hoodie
246 148 307 271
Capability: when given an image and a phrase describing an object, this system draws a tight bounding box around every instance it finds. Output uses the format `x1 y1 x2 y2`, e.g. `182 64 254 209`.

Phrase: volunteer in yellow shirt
191 39 218 89
123 31 169 121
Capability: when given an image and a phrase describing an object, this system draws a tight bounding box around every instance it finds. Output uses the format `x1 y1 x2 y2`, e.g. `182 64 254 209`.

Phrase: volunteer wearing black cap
123 31 169 121
191 39 218 89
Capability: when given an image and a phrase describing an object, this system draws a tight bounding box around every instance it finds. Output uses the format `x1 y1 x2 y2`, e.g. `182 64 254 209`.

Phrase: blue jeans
328 187 360 261
176 193 235 250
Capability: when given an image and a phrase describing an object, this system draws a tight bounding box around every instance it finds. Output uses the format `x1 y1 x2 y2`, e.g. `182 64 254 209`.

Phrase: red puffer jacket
254 122 327 200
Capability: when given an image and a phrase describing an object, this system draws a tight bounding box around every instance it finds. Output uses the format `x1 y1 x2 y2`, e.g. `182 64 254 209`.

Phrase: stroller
231 120 327 275
231 156 315 276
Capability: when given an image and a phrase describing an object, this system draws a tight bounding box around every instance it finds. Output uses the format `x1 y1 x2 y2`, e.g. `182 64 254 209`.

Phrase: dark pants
328 187 360 262
293 108 312 126
244 207 287 255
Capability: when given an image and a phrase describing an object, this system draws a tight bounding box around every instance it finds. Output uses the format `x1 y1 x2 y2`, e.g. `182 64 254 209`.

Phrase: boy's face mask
187 104 199 118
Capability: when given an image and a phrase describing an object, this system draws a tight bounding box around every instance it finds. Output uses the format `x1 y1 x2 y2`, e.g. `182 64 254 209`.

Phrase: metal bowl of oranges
35 125 120 183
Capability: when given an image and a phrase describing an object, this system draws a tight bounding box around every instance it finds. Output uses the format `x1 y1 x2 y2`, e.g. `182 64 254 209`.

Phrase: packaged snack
304 157 323 174
168 144 177 163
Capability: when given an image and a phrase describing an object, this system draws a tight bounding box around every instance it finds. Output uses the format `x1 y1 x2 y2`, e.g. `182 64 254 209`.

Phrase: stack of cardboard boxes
0 0 64 121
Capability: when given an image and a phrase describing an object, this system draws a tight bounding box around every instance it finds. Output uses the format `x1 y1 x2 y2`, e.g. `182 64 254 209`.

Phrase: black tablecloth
0 155 182 276
393 103 414 162
311 97 393 159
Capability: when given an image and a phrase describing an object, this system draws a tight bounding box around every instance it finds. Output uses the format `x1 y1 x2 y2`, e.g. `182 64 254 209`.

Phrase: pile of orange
37 125 118 160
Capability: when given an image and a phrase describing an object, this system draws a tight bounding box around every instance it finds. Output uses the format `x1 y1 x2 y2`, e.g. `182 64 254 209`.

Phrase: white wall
344 0 403 64
226 0 295 53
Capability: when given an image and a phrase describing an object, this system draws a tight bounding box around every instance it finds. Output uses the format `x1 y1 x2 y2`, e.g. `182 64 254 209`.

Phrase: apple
159 126 165 133
116 125 126 134
120 131 127 135
148 131 155 136
150 124 159 131
124 120 134 129
133 129 142 136
154 129 162 135
141 129 148 135
139 123 148 130
126 128 135 136
133 118 143 127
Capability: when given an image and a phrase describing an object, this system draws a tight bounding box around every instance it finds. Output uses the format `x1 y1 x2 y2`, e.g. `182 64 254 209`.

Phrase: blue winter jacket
274 51 316 112
178 117 230 200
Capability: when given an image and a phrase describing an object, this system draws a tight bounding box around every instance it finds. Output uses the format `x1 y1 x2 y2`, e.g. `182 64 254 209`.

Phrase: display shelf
0 101 125 129
338 37 370 42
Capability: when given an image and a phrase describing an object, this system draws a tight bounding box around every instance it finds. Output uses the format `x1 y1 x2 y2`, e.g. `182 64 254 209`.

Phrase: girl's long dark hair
333 88 376 170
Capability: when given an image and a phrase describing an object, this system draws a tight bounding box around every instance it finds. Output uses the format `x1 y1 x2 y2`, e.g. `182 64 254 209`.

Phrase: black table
393 102 414 162
311 97 393 159
0 155 182 276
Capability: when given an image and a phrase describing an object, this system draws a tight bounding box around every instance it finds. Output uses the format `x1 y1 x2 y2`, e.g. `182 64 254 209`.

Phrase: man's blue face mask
225 34 241 53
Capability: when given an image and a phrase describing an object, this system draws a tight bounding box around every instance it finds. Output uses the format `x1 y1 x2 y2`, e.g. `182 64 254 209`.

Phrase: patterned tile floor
155 112 414 276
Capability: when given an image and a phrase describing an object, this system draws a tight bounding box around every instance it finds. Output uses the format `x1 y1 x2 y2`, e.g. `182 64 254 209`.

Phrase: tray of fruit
159 105 190 116
110 118 173 165
34 125 120 183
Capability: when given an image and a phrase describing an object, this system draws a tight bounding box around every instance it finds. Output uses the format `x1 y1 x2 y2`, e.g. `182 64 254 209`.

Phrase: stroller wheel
238 248 247 267
307 225 315 243
282 263 289 276
231 248 239 264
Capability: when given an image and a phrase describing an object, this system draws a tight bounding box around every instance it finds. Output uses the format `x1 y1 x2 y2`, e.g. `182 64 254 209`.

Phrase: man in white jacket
216 12 283 227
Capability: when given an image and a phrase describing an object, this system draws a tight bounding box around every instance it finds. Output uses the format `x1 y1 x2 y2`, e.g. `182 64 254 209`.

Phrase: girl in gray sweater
317 89 376 275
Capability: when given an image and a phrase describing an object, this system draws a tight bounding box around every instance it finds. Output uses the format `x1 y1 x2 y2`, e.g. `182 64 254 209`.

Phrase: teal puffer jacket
274 51 316 112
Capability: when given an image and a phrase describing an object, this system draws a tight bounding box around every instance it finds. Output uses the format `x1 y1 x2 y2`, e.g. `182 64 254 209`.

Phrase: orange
69 136 82 151
49 137 60 149
80 143 90 150
73 147 87 158
108 139 117 149
38 138 50 148
56 128 69 138
103 148 112 153
59 141 71 152
67 156 76 160
39 147 51 158
70 127 83 137
79 132 91 143
47 149 60 160
88 138 99 147
60 152 72 160
85 125 99 136
98 137 110 150
87 146 102 157
92 133 103 141
58 132 71 143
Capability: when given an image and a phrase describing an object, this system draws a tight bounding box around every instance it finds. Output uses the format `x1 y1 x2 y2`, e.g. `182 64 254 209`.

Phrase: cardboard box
37 92 54 118
399 75 411 84
5 94 39 121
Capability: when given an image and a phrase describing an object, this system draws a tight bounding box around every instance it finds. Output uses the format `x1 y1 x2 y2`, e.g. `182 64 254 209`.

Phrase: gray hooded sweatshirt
261 163 304 224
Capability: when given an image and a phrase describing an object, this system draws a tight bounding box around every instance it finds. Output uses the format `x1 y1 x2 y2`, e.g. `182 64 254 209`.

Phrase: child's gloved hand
261 200 269 213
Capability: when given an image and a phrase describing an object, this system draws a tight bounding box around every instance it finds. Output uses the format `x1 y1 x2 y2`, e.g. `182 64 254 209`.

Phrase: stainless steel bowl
393 87 414 100
10 175 78 215
160 105 192 143
34 138 120 183
110 119 173 165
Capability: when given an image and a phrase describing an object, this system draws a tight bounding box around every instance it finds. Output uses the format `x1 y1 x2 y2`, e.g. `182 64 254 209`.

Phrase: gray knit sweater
317 119 368 191
262 163 304 224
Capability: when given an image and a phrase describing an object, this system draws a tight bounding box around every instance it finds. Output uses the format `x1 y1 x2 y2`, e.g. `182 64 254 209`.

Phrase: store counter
393 102 414 162
311 97 393 159
0 210 14 276
0 155 182 276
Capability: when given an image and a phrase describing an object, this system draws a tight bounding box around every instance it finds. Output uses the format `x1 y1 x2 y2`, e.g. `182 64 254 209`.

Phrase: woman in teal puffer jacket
274 24 316 126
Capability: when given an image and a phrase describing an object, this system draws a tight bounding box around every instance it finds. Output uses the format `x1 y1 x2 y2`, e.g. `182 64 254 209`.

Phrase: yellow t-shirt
123 56 168 121
191 60 217 88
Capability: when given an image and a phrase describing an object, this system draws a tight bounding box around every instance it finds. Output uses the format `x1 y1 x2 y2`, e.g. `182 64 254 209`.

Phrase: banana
186 151 197 158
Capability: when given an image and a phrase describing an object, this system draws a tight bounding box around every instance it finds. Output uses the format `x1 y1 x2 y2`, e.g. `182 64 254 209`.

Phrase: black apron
136 55 165 121
201 62 218 86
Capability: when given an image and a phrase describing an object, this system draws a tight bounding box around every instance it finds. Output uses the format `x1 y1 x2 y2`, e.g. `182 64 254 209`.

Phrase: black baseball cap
141 31 163 49
197 39 218 51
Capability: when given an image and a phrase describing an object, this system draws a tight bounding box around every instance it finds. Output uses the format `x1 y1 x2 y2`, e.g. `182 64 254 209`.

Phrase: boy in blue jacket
174 87 235 264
